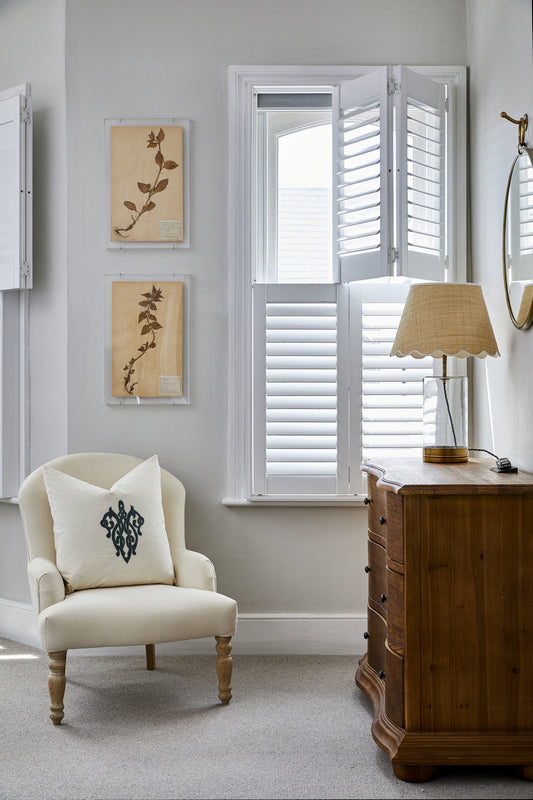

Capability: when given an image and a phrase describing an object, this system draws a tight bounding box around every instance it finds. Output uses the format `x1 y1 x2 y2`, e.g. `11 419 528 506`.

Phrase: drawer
366 605 386 677
367 539 387 612
367 477 404 564
385 640 404 728
367 475 388 535
385 566 404 651
385 492 404 565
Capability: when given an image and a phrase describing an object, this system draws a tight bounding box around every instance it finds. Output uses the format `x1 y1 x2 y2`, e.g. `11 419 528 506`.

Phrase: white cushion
43 455 175 592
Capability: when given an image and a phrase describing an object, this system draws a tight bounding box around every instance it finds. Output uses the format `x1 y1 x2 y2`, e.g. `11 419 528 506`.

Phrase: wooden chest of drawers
357 458 533 783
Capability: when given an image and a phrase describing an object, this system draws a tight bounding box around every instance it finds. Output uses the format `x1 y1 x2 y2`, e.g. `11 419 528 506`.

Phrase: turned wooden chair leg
48 650 67 725
215 635 233 705
146 644 155 670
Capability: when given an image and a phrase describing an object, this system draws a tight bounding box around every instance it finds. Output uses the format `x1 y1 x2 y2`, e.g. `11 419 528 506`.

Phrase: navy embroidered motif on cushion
100 500 145 563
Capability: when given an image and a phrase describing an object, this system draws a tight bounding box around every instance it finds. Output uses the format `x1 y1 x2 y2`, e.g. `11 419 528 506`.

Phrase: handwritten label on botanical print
159 220 182 240
159 376 182 396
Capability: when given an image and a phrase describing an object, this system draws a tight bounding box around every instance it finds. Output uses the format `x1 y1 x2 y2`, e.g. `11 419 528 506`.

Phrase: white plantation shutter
336 68 391 283
508 148 533 281
0 85 32 289
395 67 446 281
252 284 349 495
358 283 435 462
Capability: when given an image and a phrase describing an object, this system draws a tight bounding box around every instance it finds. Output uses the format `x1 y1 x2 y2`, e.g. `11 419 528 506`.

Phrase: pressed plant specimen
123 285 165 395
114 128 179 238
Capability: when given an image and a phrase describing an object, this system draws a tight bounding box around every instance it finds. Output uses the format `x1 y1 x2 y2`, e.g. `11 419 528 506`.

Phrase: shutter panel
336 67 391 283
0 85 32 290
360 283 434 460
253 284 341 495
395 67 445 281
509 148 533 281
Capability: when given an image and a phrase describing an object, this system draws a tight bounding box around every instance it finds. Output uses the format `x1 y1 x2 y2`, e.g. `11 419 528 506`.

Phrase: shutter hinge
387 78 399 95
20 261 31 279
20 105 31 124
388 246 399 264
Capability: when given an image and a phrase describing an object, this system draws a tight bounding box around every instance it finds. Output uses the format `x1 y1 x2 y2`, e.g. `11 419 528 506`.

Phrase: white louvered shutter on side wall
0 86 32 290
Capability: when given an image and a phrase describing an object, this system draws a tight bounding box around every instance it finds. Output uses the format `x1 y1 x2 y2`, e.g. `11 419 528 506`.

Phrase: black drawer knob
380 593 387 603
363 631 370 640
363 497 370 505
378 670 385 680
379 516 386 525
364 565 371 573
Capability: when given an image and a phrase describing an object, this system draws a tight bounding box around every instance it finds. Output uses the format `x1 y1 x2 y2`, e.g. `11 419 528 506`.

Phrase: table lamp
390 283 500 463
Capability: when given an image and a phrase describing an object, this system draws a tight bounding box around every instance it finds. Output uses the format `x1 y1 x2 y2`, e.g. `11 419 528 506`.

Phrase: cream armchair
18 453 237 725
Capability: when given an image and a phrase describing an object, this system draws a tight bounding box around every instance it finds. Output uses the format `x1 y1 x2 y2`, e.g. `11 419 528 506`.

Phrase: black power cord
468 448 518 473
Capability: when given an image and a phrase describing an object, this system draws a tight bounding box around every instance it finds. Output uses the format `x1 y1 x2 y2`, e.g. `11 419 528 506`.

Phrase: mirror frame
502 146 533 330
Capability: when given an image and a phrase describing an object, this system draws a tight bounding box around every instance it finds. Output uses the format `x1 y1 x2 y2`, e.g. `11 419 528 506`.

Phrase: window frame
225 65 467 506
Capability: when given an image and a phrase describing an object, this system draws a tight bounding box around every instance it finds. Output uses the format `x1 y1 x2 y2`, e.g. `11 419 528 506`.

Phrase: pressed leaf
157 128 165 142
141 324 152 335
137 182 151 193
149 303 157 310
164 160 178 170
147 141 158 148
145 201 156 211
151 321 163 330
139 300 149 307
138 312 147 323
149 342 156 348
155 150 164 167
153 178 168 194
124 200 137 211
142 292 152 297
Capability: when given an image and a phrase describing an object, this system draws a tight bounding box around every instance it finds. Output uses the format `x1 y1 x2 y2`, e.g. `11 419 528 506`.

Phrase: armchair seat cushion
38 584 237 652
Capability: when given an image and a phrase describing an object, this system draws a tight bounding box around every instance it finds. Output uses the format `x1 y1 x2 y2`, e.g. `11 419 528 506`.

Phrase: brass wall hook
501 111 528 147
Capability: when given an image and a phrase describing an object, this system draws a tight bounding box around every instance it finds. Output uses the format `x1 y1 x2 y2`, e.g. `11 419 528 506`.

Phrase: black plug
491 457 518 474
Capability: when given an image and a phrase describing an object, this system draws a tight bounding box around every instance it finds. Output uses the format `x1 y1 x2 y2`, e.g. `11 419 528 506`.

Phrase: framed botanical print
105 274 190 404
105 118 189 248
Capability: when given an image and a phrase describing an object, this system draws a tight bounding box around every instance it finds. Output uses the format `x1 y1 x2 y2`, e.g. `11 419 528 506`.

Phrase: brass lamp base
423 447 468 464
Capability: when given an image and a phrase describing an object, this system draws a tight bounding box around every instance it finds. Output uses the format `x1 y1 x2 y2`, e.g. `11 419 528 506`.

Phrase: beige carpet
0 637 531 800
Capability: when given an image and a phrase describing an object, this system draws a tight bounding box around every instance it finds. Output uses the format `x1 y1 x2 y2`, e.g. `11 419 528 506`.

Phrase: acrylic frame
105 118 190 249
105 274 190 405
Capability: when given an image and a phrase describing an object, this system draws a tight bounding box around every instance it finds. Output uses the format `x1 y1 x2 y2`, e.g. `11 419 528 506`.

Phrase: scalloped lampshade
391 283 499 464
391 283 500 360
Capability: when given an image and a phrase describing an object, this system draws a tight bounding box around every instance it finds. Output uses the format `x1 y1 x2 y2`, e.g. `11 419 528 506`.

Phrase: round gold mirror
502 146 533 329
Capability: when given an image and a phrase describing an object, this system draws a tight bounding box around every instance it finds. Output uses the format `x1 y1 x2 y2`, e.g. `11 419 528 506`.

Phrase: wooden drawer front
367 475 388 535
385 641 404 728
385 566 404 651
367 605 386 676
368 539 387 613
385 491 404 565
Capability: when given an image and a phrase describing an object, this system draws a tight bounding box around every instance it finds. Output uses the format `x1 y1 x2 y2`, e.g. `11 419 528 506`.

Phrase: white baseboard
0 598 366 656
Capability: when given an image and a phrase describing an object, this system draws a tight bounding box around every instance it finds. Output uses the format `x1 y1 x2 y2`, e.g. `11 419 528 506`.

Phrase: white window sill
0 496 19 505
221 494 367 507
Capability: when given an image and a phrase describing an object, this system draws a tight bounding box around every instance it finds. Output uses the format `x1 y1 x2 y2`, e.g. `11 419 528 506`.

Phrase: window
0 83 32 498
226 66 466 504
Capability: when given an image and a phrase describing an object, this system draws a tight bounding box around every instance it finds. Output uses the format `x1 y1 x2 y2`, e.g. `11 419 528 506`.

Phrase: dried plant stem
114 144 164 238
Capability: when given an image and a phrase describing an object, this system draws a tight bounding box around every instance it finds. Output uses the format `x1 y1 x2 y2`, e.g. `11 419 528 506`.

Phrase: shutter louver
361 287 434 460
336 68 390 282
396 67 446 281
253 285 339 495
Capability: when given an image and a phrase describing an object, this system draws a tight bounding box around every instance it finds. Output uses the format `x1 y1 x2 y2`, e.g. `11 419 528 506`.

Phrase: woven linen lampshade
391 283 500 463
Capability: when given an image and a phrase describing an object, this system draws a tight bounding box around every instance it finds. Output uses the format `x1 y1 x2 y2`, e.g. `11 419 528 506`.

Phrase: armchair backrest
18 453 186 565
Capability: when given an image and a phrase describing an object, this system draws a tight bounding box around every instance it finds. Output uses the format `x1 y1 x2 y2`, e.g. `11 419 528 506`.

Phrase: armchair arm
27 557 65 614
174 549 217 592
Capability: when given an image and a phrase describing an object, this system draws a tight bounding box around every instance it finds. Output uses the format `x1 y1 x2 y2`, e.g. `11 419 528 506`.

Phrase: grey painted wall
0 0 468 622
468 0 533 470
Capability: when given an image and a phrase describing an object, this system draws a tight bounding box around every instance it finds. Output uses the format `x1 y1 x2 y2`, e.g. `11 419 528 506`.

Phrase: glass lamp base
423 446 468 464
